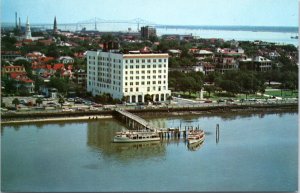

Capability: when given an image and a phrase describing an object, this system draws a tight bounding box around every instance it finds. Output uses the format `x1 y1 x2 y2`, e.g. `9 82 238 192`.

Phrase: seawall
1 103 297 125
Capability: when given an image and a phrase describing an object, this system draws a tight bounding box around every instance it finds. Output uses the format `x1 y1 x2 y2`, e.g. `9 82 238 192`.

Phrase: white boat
188 129 205 145
113 131 160 143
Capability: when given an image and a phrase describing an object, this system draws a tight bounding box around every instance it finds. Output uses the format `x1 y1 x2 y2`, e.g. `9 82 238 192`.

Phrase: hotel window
142 59 145 63
136 65 139 69
164 70 166 73
153 65 156 68
158 59 162 62
147 65 151 68
164 75 166 78
125 71 128 74
147 59 151 63
136 76 139 80
147 87 150 91
158 75 162 79
130 65 133 69
153 59 156 62
142 70 145 74
147 81 150 85
141 81 145 85
153 86 156 91
130 82 133 86
136 59 140 63
130 71 133 74
164 64 166 67
147 70 151 73
164 59 166 62
130 60 134 63
152 81 156 84
136 82 139 85
125 88 128 92
125 82 128 86
147 76 151 79
136 71 139 74
158 64 162 68
158 81 161 84
142 76 145 79
142 65 145 68
153 70 156 73
158 86 161 91
158 70 162 73
153 75 156 79
130 76 133 80
130 88 133 92
136 88 139 92
163 86 166 90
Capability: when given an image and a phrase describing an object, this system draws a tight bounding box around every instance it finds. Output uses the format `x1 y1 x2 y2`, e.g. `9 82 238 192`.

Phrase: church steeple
25 16 32 39
53 16 58 34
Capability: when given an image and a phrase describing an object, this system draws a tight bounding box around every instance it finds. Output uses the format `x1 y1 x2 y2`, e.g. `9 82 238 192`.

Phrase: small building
2 65 26 75
215 57 238 73
58 56 74 64
74 69 87 88
140 26 156 39
1 51 22 61
10 72 35 93
168 49 181 58
253 56 272 72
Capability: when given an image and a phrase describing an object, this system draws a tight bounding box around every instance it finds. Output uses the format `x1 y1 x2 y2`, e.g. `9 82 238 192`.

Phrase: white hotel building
87 50 171 103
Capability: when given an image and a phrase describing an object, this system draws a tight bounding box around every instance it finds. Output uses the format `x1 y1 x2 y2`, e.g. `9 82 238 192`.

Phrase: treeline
169 69 298 98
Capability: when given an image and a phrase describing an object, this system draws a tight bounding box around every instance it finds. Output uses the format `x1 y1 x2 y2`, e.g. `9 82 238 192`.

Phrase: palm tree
58 97 65 108
12 98 20 108
36 98 43 107
167 95 173 104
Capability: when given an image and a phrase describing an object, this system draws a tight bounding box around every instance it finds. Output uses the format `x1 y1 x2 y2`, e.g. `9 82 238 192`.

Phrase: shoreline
1 104 297 125
1 115 113 125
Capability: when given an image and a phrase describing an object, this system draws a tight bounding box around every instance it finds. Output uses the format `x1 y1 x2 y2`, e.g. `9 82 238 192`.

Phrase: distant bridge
1 17 159 31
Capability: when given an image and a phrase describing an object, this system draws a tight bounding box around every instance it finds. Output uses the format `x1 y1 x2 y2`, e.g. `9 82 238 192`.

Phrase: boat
187 129 205 145
113 130 160 143
291 35 298 39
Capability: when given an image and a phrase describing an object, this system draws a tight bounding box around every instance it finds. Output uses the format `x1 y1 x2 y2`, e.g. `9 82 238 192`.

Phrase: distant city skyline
1 0 298 27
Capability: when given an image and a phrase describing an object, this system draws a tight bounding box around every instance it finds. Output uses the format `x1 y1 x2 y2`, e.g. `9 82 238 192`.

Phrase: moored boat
187 129 205 145
113 131 160 143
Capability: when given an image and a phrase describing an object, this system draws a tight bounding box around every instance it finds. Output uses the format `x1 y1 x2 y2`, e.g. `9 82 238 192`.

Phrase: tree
36 98 43 107
144 94 152 103
58 96 65 108
167 95 173 104
12 98 20 108
121 96 129 103
204 85 216 97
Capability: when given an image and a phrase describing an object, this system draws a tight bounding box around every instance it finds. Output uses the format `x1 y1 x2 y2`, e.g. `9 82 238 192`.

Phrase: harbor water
1 111 298 192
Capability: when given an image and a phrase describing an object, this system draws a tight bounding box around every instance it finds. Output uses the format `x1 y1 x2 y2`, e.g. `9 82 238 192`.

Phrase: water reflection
87 121 168 161
187 141 204 151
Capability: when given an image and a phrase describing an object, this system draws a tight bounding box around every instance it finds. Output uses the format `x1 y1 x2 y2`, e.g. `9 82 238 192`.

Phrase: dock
114 110 203 140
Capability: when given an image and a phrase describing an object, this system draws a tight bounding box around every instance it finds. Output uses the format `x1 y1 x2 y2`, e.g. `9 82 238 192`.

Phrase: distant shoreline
155 25 298 33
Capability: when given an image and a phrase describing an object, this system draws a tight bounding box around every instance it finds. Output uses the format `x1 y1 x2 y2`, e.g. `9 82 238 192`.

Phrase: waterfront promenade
2 101 297 124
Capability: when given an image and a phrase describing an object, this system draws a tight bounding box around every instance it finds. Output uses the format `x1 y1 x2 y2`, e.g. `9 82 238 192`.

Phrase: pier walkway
115 110 158 132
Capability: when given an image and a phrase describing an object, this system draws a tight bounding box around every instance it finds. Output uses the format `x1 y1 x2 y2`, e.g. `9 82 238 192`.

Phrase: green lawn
172 90 298 100
265 90 298 98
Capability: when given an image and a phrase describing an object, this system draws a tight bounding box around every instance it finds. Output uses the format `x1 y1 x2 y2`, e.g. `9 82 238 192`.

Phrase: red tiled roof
3 65 24 69
53 63 65 70
10 72 34 83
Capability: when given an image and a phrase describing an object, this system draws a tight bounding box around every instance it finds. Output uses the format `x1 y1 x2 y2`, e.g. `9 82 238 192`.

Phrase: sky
1 0 298 26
